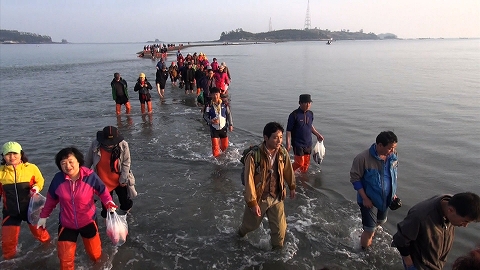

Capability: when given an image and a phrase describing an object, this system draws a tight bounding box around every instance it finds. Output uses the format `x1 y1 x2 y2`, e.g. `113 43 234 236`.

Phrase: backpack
240 145 287 186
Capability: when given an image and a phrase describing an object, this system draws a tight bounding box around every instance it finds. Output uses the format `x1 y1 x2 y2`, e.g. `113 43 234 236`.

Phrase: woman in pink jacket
214 65 231 105
38 147 117 270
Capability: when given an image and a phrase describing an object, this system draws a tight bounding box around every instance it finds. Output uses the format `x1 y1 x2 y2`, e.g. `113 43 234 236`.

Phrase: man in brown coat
238 122 296 249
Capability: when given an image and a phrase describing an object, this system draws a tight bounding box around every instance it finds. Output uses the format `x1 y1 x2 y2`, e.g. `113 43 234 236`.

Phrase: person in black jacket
155 65 169 101
111 73 131 115
195 64 206 97
182 62 196 95
133 73 153 114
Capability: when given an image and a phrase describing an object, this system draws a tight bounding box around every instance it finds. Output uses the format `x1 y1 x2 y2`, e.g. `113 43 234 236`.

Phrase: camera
389 197 402 210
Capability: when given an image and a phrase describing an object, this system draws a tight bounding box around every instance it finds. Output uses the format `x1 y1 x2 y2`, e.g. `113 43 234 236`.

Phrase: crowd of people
2 48 480 269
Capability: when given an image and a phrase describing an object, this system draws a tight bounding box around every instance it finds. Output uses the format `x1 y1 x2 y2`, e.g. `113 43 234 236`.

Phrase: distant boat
326 40 332 45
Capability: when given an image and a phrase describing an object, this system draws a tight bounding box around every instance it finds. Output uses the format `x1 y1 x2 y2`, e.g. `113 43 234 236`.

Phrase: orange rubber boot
2 225 20 259
28 224 50 243
140 103 146 114
115 104 121 115
211 138 221 157
125 102 131 114
301 155 310 173
293 155 304 172
147 101 153 113
82 233 102 262
57 241 76 270
220 137 229 152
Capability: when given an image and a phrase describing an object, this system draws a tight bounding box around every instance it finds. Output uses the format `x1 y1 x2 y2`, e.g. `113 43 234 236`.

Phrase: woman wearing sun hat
0 141 50 259
85 126 137 218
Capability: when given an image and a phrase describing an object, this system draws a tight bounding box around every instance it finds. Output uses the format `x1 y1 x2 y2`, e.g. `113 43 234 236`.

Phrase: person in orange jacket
0 141 50 260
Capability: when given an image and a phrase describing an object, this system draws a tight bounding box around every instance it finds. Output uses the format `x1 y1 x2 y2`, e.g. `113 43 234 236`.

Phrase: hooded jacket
350 143 398 212
0 162 45 217
84 140 137 198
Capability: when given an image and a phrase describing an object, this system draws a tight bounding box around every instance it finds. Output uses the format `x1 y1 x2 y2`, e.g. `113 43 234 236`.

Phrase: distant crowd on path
138 43 184 59
2 53 480 270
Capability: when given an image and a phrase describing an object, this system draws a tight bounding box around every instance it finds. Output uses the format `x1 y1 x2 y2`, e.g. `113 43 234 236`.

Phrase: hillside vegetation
219 29 394 41
0 29 53 43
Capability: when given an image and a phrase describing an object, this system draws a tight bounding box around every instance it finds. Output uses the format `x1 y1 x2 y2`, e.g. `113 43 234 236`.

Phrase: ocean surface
0 39 479 270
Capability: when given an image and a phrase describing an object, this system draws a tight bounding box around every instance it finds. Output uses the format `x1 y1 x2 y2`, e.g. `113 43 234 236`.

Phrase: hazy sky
1 0 479 43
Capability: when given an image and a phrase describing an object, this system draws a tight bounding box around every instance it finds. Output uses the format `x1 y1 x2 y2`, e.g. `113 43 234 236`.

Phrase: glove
37 218 47 229
30 186 39 196
106 201 118 212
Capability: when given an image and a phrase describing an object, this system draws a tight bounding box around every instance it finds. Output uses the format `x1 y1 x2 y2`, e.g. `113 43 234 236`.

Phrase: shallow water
0 39 479 269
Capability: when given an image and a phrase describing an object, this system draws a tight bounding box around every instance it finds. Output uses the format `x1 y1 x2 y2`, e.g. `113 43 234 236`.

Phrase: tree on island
0 29 53 43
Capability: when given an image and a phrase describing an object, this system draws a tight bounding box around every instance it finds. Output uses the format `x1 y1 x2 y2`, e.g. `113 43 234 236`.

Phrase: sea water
0 39 479 269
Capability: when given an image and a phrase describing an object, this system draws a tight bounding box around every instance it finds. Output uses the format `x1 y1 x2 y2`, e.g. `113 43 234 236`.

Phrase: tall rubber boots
28 224 50 243
125 102 131 114
140 103 146 114
2 225 20 259
57 241 76 270
211 138 221 157
220 137 229 152
293 155 310 172
301 155 311 173
147 101 153 113
115 104 121 115
293 155 304 172
82 233 102 262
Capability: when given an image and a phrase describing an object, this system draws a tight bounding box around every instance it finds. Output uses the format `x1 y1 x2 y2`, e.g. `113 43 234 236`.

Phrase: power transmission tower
304 0 311 30
269 17 273 32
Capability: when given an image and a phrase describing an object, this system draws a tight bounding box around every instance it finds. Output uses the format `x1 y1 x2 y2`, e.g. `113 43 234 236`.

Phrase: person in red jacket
38 147 117 270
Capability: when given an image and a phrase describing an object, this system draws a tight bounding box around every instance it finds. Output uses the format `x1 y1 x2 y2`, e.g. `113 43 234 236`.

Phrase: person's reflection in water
116 115 134 128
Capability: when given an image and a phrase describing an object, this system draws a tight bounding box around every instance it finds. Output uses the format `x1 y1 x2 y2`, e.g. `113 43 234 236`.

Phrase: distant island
218 28 397 41
0 29 67 44
2 28 398 45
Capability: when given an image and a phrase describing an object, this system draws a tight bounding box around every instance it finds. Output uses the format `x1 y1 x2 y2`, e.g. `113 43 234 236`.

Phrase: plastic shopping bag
312 140 326 164
106 210 128 246
28 193 46 224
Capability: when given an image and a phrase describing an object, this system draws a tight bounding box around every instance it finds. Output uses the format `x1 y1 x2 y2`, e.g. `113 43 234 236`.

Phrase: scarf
101 144 121 174
212 99 222 117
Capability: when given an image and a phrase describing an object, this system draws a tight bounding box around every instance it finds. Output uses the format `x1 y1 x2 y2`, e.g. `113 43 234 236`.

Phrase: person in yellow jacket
0 141 50 259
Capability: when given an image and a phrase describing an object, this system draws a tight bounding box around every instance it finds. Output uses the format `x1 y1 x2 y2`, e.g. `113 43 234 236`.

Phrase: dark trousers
101 185 133 218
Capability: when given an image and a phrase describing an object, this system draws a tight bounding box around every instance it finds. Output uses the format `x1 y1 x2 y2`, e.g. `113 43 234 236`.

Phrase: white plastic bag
106 210 128 246
312 140 326 164
28 193 46 224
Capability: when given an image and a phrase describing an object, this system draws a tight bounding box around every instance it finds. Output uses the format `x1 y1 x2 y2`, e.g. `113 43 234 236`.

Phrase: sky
1 0 479 43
